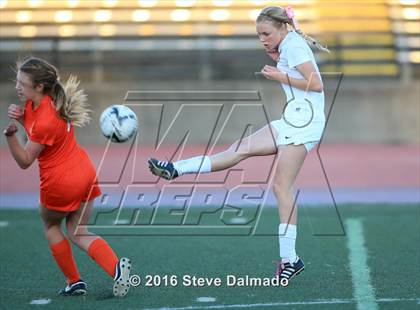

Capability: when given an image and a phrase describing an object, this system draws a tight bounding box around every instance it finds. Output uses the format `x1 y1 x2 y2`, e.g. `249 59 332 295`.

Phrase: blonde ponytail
54 75 91 127
295 29 330 53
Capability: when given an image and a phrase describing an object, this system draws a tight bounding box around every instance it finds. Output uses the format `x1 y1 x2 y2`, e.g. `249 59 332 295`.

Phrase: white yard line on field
0 221 10 227
196 297 216 303
29 299 51 305
345 218 378 310
143 298 419 310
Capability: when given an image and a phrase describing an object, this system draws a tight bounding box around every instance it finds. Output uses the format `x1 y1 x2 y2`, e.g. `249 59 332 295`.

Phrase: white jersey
277 31 325 123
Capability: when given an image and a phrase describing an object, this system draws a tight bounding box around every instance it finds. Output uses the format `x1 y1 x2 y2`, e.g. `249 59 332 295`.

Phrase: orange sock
50 238 80 284
88 238 119 278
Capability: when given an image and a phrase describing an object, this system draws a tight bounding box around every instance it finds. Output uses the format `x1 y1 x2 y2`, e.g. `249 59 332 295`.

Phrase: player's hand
261 65 283 81
3 122 18 137
265 48 280 62
8 104 23 121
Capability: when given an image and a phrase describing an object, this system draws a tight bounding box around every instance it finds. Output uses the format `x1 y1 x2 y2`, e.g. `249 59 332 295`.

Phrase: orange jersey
23 95 101 211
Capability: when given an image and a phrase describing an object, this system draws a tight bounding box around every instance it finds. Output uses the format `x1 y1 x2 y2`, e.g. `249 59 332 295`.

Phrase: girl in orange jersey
4 57 131 297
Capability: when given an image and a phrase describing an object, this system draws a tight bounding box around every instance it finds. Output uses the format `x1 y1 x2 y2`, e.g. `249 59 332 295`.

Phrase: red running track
1 144 418 193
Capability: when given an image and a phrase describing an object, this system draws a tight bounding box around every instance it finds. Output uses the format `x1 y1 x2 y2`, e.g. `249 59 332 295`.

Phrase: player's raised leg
39 205 87 296
66 200 132 298
149 123 278 180
272 144 307 284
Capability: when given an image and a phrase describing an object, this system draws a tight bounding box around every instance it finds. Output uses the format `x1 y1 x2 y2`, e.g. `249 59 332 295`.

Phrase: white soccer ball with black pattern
100 105 138 143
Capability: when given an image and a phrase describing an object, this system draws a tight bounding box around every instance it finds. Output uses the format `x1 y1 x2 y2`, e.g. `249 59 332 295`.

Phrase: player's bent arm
294 61 323 92
6 136 45 169
278 75 322 93
262 61 323 93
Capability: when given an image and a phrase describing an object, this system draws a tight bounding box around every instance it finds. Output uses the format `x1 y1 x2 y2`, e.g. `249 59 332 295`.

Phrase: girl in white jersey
148 6 329 285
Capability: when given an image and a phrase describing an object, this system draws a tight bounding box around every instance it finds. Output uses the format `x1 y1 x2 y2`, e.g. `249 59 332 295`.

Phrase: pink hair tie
285 6 300 31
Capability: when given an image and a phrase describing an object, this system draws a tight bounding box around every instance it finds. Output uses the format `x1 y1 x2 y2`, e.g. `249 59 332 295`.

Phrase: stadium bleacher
0 0 419 80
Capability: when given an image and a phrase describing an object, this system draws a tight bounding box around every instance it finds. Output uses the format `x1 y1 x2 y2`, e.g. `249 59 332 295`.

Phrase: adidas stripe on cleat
148 158 179 180
274 257 305 286
59 280 87 296
113 257 131 298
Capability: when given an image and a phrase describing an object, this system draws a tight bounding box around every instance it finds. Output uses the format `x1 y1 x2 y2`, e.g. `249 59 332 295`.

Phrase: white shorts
270 118 325 152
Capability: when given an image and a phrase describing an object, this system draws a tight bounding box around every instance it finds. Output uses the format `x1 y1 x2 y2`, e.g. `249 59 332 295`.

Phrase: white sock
278 223 298 263
173 155 212 175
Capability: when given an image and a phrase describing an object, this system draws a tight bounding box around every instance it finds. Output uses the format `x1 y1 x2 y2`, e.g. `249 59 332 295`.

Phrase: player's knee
66 226 77 243
44 224 62 241
42 217 58 231
67 223 79 242
67 225 90 246
272 181 292 199
68 231 85 246
70 235 83 246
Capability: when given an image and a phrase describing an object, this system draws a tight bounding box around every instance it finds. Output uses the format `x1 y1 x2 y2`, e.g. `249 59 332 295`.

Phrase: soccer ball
100 105 138 143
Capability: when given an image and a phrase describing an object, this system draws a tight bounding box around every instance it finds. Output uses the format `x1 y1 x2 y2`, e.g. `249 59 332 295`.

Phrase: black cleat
59 280 87 296
274 257 305 286
148 158 179 180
